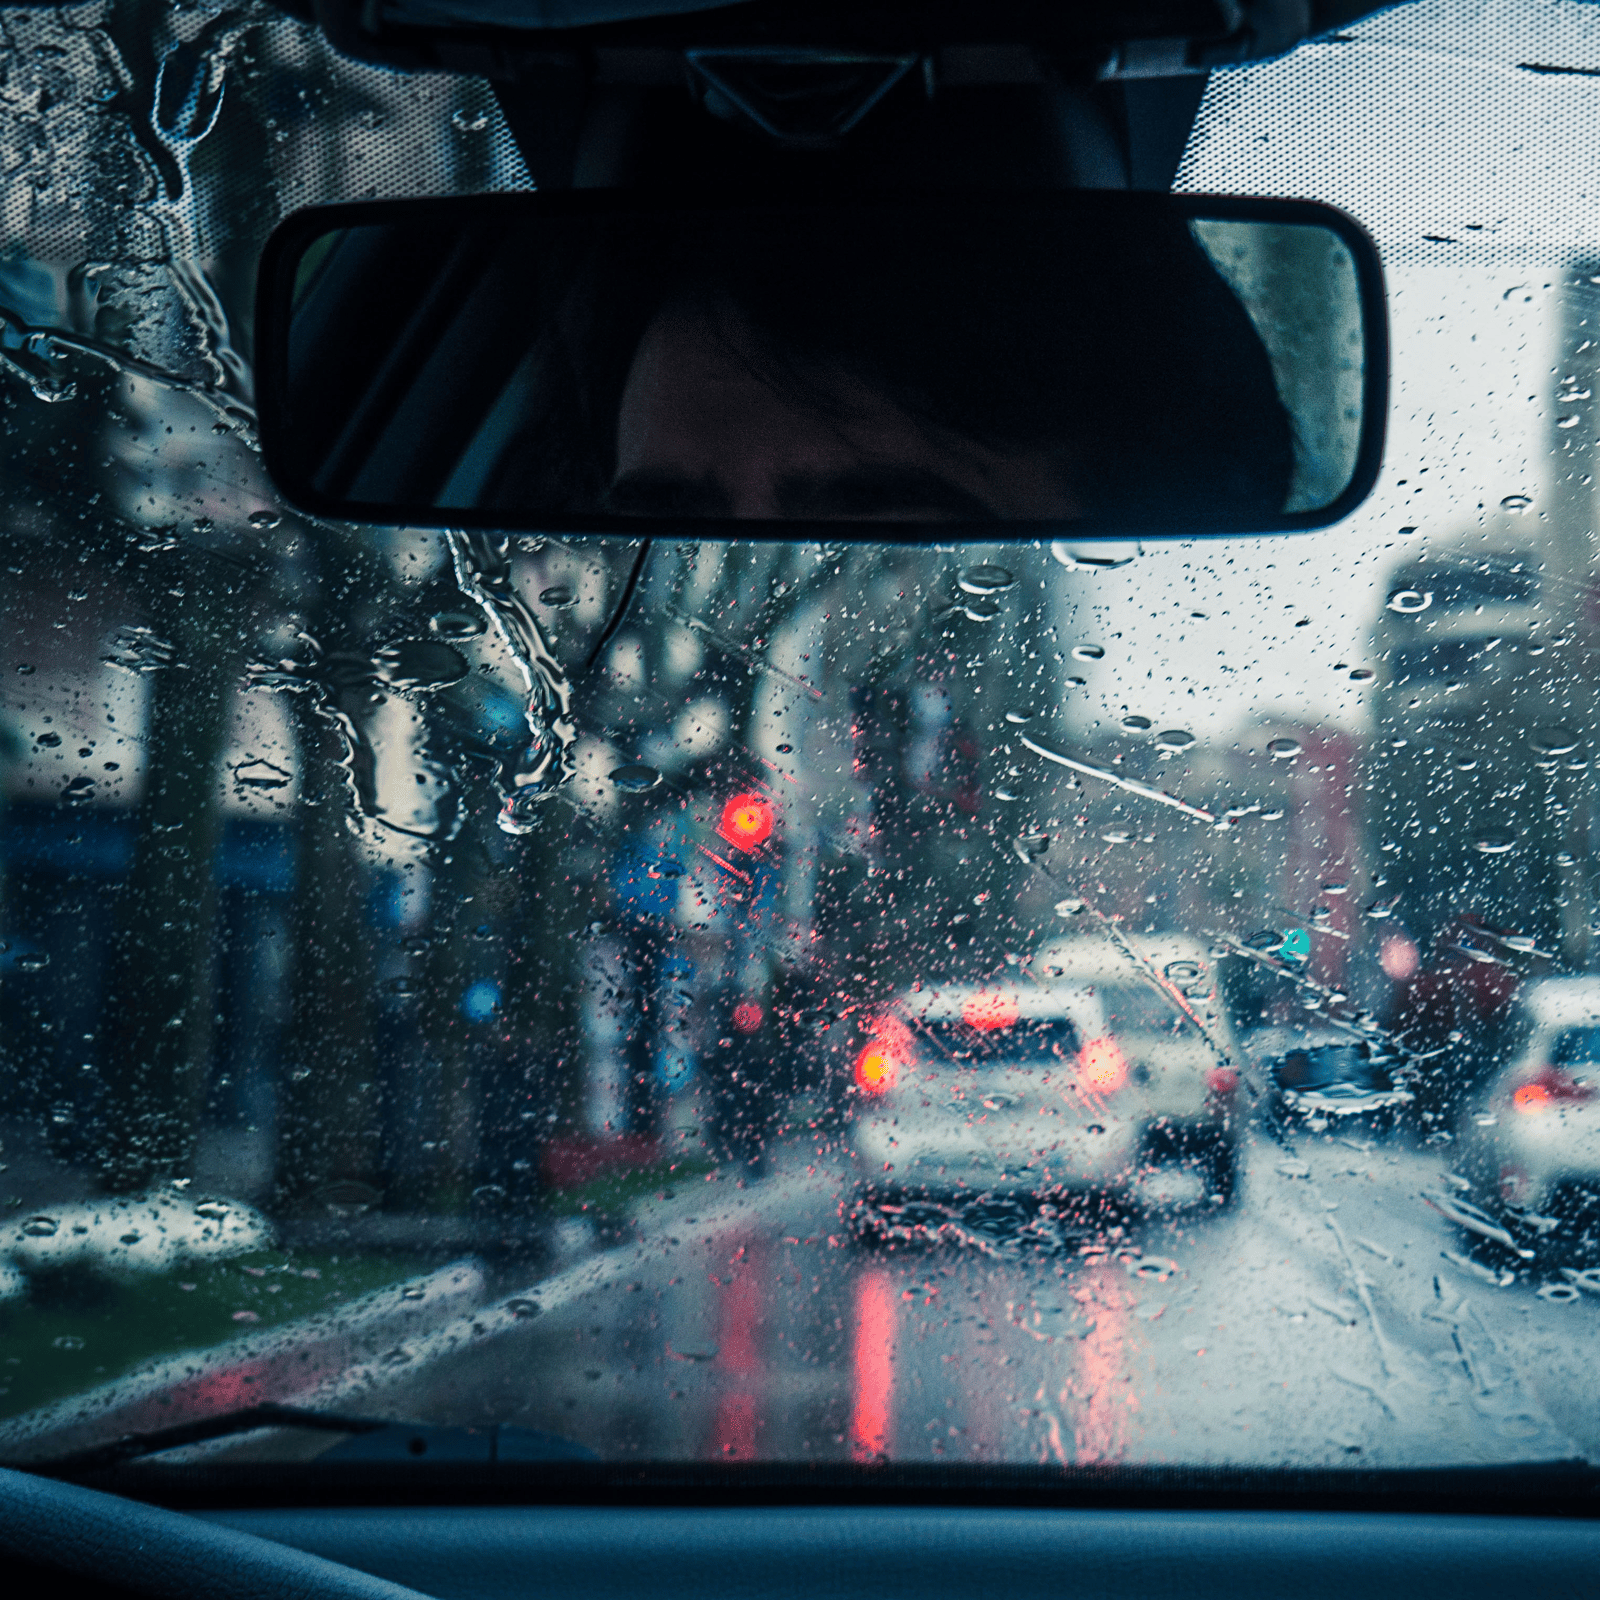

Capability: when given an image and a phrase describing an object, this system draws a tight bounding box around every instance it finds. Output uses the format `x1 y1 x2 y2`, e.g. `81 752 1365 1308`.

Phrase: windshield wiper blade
8 1403 388 1476
9 1403 594 1476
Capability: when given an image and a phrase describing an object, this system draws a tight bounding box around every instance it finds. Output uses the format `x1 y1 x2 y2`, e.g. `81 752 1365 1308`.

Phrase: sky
1052 0 1595 749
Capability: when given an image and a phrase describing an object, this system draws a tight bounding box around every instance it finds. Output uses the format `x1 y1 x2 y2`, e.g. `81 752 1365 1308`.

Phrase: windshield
6 0 1600 1479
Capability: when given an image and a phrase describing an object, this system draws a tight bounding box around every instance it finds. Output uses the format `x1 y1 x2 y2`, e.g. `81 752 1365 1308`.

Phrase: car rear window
1550 1027 1600 1067
1094 985 1205 1039
918 1014 1082 1066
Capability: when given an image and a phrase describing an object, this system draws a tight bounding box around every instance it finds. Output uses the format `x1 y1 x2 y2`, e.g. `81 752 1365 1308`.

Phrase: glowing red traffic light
718 792 774 850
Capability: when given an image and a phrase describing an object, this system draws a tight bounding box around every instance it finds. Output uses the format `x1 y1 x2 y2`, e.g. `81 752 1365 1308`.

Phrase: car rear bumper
1463 1110 1600 1208
850 1114 1230 1196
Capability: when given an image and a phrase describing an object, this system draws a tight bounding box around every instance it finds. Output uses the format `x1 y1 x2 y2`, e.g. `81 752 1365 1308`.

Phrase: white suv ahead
1456 977 1600 1249
846 936 1242 1218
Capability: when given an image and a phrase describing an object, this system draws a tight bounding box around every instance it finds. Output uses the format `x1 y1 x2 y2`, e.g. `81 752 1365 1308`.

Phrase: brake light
718 792 774 850
962 991 1019 1032
1512 1065 1596 1114
855 1042 898 1094
1078 1036 1128 1095
1513 1082 1550 1114
855 1015 912 1095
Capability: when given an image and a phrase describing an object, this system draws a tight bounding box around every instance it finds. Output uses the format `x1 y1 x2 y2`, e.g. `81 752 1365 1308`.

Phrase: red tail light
718 792 774 850
962 991 1020 1032
855 1042 898 1094
1078 1036 1128 1096
855 1015 913 1095
1512 1065 1597 1114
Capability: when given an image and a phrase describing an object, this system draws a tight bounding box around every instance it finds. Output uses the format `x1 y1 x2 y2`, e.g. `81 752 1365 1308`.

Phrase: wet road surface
299 1122 1598 1469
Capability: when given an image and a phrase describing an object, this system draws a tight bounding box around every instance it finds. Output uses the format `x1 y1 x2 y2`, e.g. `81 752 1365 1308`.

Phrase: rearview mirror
256 191 1385 540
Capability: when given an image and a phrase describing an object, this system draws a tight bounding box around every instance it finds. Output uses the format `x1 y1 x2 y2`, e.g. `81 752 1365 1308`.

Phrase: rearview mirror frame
255 189 1387 544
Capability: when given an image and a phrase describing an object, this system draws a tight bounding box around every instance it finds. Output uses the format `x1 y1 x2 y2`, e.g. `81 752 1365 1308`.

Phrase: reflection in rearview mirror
257 193 1384 539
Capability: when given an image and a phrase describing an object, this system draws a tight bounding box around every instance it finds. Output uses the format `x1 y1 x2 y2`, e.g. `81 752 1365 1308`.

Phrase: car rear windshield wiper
8 1402 595 1477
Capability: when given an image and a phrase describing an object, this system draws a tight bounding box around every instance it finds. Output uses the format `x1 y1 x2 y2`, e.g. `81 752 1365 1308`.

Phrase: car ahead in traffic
1244 1024 1414 1133
1454 977 1600 1258
848 936 1241 1220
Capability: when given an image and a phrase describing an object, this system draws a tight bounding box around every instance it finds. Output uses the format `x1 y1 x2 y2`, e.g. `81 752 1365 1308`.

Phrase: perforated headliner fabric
13 7 529 261
1179 0 1600 269
0 3 529 383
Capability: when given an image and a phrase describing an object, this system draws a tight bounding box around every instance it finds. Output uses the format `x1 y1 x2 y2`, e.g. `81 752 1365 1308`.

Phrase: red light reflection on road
1065 1262 1135 1462
709 1241 763 1459
850 1268 896 1461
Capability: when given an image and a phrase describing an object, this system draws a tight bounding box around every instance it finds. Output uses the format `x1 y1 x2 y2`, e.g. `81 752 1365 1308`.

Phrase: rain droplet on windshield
428 610 488 640
1154 729 1195 753
1529 726 1581 756
1051 540 1139 570
1004 710 1032 724
1474 833 1515 855
1387 588 1433 613
371 639 469 692
959 597 1002 623
957 564 1015 595
1013 832 1050 863
1500 494 1532 512
232 757 291 792
1071 644 1105 661
103 625 179 674
1121 715 1152 731
247 509 282 529
1266 737 1302 759
1054 898 1087 916
539 585 577 608
610 764 661 792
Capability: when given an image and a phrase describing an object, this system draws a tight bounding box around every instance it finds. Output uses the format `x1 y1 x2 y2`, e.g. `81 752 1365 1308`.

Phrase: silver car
1456 978 1600 1241
848 937 1242 1215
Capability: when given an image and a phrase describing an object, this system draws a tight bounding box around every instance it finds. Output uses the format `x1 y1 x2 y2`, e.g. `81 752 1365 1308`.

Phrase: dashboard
204 1503 1597 1600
